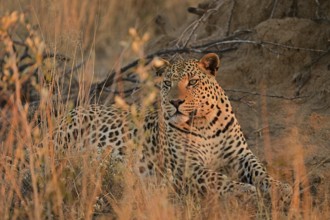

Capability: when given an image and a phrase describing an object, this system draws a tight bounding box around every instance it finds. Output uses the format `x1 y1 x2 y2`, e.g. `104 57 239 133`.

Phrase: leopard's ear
153 57 170 76
198 53 220 76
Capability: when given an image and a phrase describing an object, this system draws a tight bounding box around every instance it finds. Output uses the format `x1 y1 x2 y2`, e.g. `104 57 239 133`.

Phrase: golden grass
0 1 329 219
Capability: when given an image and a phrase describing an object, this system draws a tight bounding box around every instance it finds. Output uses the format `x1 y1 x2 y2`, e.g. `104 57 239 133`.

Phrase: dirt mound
184 0 330 207
220 17 330 206
140 0 330 207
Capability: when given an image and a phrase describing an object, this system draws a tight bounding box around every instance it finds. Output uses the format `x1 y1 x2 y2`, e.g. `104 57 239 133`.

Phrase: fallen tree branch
92 35 327 97
91 46 236 94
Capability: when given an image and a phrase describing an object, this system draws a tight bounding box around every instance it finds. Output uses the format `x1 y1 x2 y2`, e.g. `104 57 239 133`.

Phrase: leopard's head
160 53 222 125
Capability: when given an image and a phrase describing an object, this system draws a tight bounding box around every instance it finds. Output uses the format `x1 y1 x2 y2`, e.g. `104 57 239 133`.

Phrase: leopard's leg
234 150 293 207
257 175 293 208
173 162 257 202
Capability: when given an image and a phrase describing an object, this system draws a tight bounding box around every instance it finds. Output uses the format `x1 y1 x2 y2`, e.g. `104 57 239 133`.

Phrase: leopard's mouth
169 110 198 125
169 111 189 124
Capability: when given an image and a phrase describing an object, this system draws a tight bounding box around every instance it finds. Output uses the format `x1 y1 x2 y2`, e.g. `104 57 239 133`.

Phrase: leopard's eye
163 80 172 87
188 79 198 86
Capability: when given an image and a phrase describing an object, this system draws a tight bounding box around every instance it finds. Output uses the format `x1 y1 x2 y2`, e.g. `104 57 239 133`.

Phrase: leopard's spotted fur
55 53 292 205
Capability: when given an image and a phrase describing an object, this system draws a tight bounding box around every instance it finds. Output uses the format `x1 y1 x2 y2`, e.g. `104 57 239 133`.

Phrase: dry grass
0 1 329 219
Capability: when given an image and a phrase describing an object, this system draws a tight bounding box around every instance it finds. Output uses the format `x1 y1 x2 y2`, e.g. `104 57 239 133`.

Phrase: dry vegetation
1 0 330 219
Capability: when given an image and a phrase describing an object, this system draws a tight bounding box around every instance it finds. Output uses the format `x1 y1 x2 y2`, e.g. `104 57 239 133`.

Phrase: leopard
54 53 292 207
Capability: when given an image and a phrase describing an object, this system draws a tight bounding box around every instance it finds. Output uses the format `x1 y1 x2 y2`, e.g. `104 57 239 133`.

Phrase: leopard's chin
169 113 190 124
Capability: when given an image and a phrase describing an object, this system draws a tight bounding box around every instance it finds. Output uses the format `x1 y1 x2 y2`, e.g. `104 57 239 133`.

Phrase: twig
254 126 269 136
226 0 236 36
177 1 224 48
270 0 278 18
314 0 322 20
225 88 310 100
208 39 328 53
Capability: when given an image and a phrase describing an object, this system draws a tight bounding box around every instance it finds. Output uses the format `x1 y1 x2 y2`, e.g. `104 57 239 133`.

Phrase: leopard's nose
169 99 185 108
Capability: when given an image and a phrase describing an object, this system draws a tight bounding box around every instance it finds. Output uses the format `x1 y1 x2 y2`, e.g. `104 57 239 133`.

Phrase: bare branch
177 1 224 48
207 39 328 53
270 0 278 18
91 47 236 95
225 88 310 100
226 0 236 36
92 34 328 98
